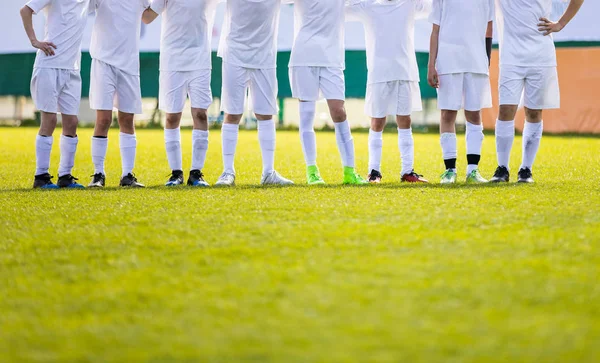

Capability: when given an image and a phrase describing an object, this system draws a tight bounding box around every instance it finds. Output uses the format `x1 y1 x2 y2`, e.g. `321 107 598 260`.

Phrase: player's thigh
365 82 396 119
31 68 60 114
57 70 82 117
523 67 560 110
289 66 321 101
221 62 248 115
319 67 345 101
463 73 492 112
249 68 278 116
89 59 117 111
397 81 422 116
437 73 464 111
115 70 142 115
187 69 213 111
498 66 525 106
159 71 189 114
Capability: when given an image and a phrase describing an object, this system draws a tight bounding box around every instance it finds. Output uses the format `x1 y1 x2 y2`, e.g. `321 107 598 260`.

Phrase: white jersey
26 0 91 71
289 0 346 69
150 0 218 72
429 0 494 75
90 0 150 76
496 0 556 67
217 0 281 69
347 0 421 84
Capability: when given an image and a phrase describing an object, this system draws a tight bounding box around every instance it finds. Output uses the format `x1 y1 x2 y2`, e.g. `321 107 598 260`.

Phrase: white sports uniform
151 0 217 114
89 0 149 114
497 0 560 109
289 0 346 101
347 0 423 118
429 0 494 111
27 0 90 116
218 0 281 115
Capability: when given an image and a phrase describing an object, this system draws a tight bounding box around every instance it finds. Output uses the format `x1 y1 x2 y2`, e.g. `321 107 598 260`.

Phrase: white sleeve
141 0 151 9
428 0 442 25
345 0 366 22
149 0 167 14
26 0 52 14
488 0 495 22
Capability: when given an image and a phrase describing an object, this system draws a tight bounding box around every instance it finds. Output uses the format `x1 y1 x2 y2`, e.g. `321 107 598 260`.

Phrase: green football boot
342 167 368 185
306 165 326 185
440 169 457 184
466 169 488 183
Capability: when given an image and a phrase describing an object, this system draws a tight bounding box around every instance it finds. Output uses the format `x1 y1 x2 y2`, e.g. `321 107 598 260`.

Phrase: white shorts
289 66 345 101
220 62 278 116
365 81 422 118
89 59 142 114
437 73 492 111
159 69 212 114
30 68 81 115
499 66 560 109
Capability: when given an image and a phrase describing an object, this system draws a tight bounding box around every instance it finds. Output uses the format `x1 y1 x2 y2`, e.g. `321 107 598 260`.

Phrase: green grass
1 127 599 363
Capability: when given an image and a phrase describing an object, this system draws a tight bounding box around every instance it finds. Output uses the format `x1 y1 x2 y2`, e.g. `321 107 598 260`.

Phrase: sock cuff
496 120 515 137
60 134 78 145
192 129 209 138
334 120 350 132
222 123 239 132
299 101 316 113
466 122 484 131
257 119 275 129
369 129 383 138
523 120 543 133
36 134 54 146
164 127 181 142
440 132 457 140
397 128 412 136
119 132 136 148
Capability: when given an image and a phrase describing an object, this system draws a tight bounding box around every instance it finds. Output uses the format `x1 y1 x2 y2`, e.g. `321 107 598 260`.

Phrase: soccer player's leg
115 67 145 188
56 70 84 188
250 68 293 186
188 69 213 187
364 82 388 183
215 62 246 187
463 73 492 184
397 81 427 183
437 74 461 184
89 60 116 188
322 68 367 185
491 66 524 182
290 66 324 184
30 68 59 189
517 67 559 183
159 70 186 186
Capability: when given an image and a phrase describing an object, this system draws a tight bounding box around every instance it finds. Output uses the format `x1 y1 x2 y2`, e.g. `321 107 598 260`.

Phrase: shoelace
90 173 103 182
493 167 508 177
409 170 422 178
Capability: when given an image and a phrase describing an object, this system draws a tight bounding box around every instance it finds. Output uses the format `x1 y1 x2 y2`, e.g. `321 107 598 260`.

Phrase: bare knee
94 111 112 136
371 118 386 132
329 105 346 123
440 110 457 133
39 112 58 136
166 113 182 129
225 113 242 124
524 108 543 123
464 110 481 125
61 114 79 136
192 109 208 131
118 112 135 134
498 105 518 121
396 115 411 129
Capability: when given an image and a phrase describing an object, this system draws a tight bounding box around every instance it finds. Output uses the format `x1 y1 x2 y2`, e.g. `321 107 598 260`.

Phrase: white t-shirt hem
92 57 140 76
221 59 276 70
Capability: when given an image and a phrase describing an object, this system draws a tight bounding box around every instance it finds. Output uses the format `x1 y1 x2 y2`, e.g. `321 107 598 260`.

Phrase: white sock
440 132 457 172
398 128 414 176
164 127 182 171
466 122 484 174
258 119 276 175
58 135 78 177
91 136 108 175
35 135 53 175
299 101 317 166
520 121 543 170
222 123 239 174
119 132 137 177
191 129 209 171
368 129 383 173
495 119 514 169
334 120 355 168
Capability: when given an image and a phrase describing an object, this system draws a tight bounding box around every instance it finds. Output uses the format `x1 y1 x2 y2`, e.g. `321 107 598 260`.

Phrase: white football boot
261 171 294 186
215 172 236 186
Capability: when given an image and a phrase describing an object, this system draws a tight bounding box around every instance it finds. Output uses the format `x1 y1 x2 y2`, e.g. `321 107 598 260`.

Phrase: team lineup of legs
22 0 583 189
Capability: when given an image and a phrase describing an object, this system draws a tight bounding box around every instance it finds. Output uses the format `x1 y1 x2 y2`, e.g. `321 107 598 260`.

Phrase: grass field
1 127 599 362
